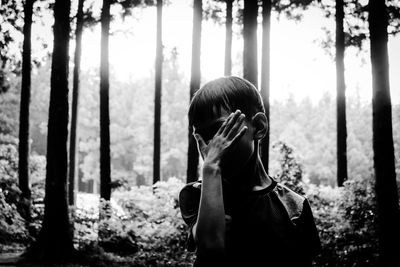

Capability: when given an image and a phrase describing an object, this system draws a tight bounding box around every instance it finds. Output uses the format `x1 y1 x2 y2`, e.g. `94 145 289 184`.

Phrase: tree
224 0 233 76
97 0 155 198
202 0 235 76
245 0 313 170
187 0 202 183
317 0 399 187
32 0 74 259
242 0 258 87
203 0 313 172
161 48 189 181
349 0 400 48
0 0 24 93
100 0 111 202
18 0 34 220
1 0 54 93
69 0 84 206
153 0 163 184
368 0 400 265
260 0 271 171
336 0 347 187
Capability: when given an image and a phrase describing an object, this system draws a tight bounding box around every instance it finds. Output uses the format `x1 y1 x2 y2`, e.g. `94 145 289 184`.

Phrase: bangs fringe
188 76 264 127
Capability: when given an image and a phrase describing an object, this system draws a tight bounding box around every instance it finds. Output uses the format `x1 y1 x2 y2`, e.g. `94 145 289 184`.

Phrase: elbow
196 234 225 255
199 239 225 253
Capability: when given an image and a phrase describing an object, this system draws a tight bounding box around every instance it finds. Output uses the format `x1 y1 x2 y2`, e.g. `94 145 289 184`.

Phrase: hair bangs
189 87 232 128
188 76 265 128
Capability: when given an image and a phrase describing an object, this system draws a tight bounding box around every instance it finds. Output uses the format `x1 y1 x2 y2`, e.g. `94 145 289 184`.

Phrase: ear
251 112 268 140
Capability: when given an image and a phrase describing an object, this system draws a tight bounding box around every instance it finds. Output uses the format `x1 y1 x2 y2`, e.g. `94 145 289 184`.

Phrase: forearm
194 163 226 253
191 110 245 255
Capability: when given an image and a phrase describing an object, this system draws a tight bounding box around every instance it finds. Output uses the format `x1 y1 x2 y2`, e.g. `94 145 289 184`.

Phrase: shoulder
179 181 202 224
272 182 307 220
179 181 202 199
179 181 202 208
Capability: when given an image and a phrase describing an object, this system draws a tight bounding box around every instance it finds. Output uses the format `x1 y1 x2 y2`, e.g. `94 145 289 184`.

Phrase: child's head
189 76 265 131
189 76 268 179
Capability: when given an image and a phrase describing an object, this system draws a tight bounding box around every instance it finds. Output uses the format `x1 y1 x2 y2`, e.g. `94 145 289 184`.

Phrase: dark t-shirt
179 178 321 267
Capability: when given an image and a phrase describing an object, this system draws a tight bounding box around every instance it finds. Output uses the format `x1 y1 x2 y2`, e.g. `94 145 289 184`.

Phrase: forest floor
0 243 25 266
0 252 102 267
0 246 87 267
0 248 135 267
0 252 21 266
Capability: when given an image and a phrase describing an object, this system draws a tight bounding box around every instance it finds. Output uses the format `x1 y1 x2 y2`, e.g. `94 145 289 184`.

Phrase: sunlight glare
76 2 399 104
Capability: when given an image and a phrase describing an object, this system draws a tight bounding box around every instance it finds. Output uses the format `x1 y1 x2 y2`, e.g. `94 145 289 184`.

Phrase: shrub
307 177 379 267
0 143 46 246
111 177 194 266
0 189 29 246
0 139 385 267
273 141 306 195
71 178 195 266
0 143 29 245
274 141 380 266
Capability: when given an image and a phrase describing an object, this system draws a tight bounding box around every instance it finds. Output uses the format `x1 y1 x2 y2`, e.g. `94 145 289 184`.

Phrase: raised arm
192 110 247 258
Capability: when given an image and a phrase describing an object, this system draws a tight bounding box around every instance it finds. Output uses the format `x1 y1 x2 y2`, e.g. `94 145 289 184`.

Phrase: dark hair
188 76 265 128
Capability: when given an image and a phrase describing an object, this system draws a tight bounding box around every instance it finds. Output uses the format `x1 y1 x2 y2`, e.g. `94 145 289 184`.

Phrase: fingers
222 110 241 136
194 133 206 152
216 110 236 135
227 113 245 139
230 125 247 147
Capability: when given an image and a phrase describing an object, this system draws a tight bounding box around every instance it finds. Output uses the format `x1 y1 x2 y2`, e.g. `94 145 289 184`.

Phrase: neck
225 146 272 192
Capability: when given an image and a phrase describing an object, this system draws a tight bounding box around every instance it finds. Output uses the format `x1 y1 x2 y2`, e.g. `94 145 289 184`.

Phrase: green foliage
272 141 305 195
0 139 393 267
273 142 382 266
0 143 30 246
112 178 189 259
2 37 397 191
0 83 20 137
118 177 195 266
0 0 24 81
203 0 225 24
318 0 400 53
273 0 314 21
0 141 47 245
393 105 400 186
307 177 380 267
72 48 189 187
0 0 53 84
0 189 29 245
72 178 194 266
268 93 392 187
0 0 399 191
0 144 19 182
73 203 98 247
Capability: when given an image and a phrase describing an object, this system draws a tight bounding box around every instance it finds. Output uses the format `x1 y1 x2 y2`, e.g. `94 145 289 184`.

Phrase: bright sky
35 1 400 104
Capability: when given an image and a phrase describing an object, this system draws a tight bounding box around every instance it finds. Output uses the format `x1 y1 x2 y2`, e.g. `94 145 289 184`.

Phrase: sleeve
179 183 201 252
297 199 322 261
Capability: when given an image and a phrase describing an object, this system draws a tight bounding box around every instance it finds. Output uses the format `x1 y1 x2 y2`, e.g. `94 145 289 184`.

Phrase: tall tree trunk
368 0 400 265
153 0 163 184
260 0 271 171
224 0 233 76
336 0 347 187
69 0 84 206
100 0 111 202
18 0 34 221
243 0 258 87
34 0 74 259
187 0 202 183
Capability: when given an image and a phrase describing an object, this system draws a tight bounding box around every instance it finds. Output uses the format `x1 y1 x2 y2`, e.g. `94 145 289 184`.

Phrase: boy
179 76 321 267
